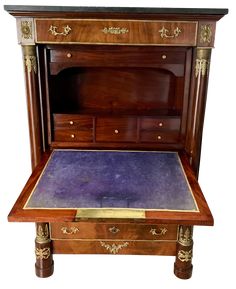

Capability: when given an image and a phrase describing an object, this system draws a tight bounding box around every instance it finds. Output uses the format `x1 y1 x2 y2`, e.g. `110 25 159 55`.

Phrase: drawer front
50 222 178 241
35 19 197 46
96 117 137 142
53 114 93 130
50 48 186 65
54 130 93 142
53 240 176 255
140 131 179 143
140 117 181 131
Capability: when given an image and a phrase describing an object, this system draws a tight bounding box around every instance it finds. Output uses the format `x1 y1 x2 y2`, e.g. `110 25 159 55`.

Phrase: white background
0 0 235 288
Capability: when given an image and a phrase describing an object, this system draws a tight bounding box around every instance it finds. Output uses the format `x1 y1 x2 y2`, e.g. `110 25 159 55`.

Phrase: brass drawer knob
67 53 72 58
157 135 162 140
162 54 167 59
71 134 75 138
61 227 79 235
150 227 168 236
69 120 74 125
158 122 163 127
114 129 119 134
108 226 120 234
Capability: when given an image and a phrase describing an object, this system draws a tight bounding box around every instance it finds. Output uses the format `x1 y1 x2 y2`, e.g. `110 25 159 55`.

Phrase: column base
35 260 54 278
174 262 193 279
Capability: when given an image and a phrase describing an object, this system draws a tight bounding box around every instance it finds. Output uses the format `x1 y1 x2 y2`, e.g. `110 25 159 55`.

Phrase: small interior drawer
140 117 181 131
140 131 180 143
96 117 137 142
54 130 93 142
50 222 178 241
53 114 93 130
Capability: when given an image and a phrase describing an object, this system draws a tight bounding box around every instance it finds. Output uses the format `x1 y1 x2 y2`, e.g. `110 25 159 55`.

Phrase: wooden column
174 225 193 279
22 45 43 170
185 48 212 176
35 223 54 278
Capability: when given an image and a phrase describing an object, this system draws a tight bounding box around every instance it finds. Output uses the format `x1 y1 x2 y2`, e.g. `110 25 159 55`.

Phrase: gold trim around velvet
24 149 200 215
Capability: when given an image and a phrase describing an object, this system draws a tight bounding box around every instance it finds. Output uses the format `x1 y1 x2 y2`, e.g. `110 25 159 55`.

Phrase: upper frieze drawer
35 19 198 46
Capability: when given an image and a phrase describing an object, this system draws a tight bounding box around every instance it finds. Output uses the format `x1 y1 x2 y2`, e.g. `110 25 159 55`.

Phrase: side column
174 225 193 279
22 45 43 170
35 223 54 278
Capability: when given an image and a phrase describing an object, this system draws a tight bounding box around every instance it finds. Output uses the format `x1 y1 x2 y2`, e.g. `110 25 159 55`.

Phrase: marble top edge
4 5 228 15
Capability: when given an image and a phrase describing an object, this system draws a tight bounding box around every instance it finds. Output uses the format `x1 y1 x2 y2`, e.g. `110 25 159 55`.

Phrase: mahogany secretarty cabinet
5 5 228 279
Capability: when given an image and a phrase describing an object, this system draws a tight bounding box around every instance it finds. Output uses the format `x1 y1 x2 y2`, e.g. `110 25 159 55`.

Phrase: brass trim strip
76 208 145 219
23 151 55 209
50 237 177 242
24 150 199 213
176 155 199 212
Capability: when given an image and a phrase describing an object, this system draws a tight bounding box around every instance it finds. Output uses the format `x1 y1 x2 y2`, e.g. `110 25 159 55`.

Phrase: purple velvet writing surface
25 150 198 211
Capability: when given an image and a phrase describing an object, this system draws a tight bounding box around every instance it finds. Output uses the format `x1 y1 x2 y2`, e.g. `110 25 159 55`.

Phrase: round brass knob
157 135 162 140
114 129 119 134
67 53 72 58
158 122 163 127
69 121 74 125
162 54 167 59
71 134 75 138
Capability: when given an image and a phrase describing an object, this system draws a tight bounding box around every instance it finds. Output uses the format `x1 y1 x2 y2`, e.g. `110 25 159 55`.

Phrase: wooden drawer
54 130 93 142
50 222 178 241
140 117 181 131
96 117 137 142
50 48 186 65
53 240 176 255
35 19 197 46
53 114 93 130
140 131 179 143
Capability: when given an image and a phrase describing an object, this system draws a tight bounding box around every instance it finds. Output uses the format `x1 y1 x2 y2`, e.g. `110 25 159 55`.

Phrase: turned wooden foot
174 225 193 279
35 223 54 278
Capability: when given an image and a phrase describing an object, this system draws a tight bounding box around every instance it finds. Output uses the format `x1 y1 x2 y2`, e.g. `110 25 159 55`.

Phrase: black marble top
4 5 228 15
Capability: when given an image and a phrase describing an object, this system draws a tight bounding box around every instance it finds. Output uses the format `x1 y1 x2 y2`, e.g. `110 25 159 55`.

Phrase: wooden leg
174 225 193 279
35 223 54 278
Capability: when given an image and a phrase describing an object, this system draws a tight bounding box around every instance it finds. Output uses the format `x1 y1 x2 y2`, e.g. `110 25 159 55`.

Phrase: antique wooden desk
5 5 227 279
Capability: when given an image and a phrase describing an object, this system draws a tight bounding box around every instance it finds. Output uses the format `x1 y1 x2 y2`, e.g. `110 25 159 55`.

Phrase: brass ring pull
61 227 80 235
150 227 168 236
49 25 72 36
159 26 181 39
108 226 120 234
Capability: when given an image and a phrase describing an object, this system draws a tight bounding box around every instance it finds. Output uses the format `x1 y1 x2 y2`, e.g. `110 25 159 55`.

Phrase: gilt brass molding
36 224 50 244
178 226 193 247
159 26 181 39
195 48 211 77
25 56 37 74
23 46 37 74
21 21 33 40
61 227 80 235
102 27 129 34
200 24 212 44
177 249 193 262
150 227 168 236
35 247 51 260
17 18 35 44
100 241 129 254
